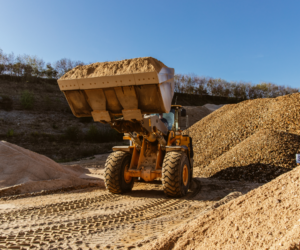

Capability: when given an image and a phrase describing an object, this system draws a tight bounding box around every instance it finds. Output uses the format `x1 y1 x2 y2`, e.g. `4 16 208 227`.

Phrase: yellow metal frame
122 131 191 182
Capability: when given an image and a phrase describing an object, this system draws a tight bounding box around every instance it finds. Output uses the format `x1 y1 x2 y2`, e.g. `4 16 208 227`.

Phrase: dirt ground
0 154 262 249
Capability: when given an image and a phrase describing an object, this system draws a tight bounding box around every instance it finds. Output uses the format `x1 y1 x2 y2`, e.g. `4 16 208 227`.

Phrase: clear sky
1 0 299 88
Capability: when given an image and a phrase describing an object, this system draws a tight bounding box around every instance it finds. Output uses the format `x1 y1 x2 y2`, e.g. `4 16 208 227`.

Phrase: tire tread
162 151 183 197
104 151 131 194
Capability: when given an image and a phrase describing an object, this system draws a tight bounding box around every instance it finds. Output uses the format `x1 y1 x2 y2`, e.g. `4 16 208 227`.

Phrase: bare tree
54 58 84 78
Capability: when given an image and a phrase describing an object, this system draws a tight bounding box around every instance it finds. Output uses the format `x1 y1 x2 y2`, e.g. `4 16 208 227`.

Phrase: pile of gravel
188 93 300 182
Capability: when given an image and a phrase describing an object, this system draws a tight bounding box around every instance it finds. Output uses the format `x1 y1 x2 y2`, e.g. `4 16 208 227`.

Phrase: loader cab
151 108 175 131
151 105 187 132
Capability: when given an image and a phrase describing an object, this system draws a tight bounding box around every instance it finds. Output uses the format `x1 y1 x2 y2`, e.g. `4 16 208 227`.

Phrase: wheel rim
182 164 188 186
124 164 132 184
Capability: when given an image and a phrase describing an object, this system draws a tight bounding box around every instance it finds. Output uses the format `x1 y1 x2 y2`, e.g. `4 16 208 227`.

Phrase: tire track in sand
0 180 201 249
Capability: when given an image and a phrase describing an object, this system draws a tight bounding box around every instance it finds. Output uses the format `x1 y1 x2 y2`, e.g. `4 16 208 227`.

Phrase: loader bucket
57 58 175 122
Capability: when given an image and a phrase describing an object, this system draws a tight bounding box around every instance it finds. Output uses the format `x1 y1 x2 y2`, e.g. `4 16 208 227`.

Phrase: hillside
0 76 234 162
0 76 124 161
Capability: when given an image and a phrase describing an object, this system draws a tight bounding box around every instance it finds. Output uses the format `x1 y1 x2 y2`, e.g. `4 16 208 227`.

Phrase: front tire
104 151 134 194
162 151 191 197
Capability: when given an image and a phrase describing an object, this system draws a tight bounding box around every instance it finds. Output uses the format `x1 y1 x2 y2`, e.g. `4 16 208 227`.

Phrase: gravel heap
207 129 300 183
147 164 300 250
188 93 300 181
60 57 166 80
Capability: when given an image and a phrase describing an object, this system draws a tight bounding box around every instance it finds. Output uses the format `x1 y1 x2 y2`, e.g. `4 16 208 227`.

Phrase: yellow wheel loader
57 57 193 197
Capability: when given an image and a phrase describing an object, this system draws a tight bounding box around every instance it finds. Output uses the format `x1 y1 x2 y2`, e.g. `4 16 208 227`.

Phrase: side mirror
181 108 186 117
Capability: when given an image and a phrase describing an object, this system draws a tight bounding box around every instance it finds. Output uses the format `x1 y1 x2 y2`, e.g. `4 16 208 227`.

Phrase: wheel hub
182 164 188 186
124 164 132 184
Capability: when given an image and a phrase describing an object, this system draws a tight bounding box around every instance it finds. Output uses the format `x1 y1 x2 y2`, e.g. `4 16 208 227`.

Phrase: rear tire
104 151 134 194
162 151 191 197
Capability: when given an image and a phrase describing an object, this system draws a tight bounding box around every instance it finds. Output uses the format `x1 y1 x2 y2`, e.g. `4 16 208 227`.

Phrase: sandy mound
0 141 104 195
147 165 300 250
60 57 166 80
188 93 300 178
208 129 299 183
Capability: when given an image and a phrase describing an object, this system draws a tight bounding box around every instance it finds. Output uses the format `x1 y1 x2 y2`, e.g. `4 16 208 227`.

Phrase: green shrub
64 125 81 141
0 95 13 111
7 129 14 137
21 90 35 109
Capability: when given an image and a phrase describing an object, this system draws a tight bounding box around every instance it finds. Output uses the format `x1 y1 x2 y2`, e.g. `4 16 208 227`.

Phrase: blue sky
1 0 299 88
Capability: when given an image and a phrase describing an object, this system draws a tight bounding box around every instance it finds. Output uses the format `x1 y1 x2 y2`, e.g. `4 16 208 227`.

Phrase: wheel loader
57 57 194 197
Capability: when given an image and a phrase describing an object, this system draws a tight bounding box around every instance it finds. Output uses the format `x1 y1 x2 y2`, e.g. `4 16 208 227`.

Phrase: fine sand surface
0 152 262 249
147 165 300 250
0 141 104 196
60 57 166 80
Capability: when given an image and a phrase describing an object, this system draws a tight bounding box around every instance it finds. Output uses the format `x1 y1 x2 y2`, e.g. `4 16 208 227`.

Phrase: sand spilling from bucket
0 141 103 195
60 57 166 80
147 165 300 250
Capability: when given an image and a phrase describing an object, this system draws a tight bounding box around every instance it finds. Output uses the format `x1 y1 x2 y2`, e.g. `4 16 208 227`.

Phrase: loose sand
209 129 298 183
147 165 300 250
60 57 166 80
188 93 300 179
0 141 104 195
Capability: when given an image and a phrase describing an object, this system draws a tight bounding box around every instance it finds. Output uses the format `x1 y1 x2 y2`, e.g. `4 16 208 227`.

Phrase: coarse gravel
188 93 300 182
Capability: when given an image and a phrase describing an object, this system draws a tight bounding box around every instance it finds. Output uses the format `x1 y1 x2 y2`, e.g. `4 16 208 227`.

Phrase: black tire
104 151 134 194
162 151 191 197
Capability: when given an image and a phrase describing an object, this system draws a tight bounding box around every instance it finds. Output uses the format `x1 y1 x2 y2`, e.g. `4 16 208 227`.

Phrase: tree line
0 48 84 79
0 48 298 99
174 74 299 99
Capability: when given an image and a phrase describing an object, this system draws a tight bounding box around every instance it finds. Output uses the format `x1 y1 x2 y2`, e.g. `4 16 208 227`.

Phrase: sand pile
60 57 166 80
209 129 299 183
0 141 103 196
147 165 300 250
188 93 300 180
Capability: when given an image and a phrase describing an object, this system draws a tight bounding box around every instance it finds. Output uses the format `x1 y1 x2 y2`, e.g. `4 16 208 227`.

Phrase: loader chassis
105 106 193 197
112 128 193 183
